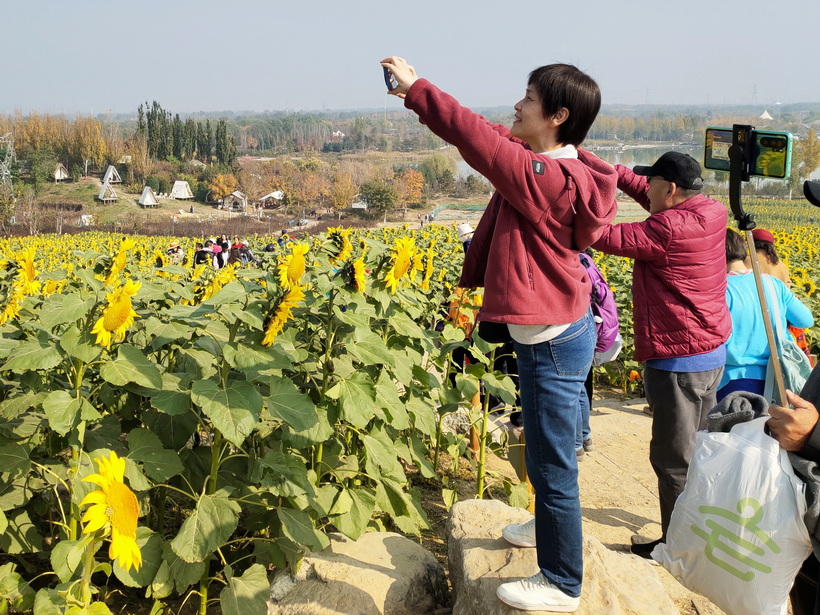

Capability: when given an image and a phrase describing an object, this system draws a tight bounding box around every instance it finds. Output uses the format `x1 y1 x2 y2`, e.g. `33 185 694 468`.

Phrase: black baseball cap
633 152 703 190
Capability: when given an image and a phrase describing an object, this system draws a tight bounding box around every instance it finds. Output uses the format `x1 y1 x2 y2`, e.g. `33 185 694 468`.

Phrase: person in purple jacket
382 56 616 612
593 152 731 558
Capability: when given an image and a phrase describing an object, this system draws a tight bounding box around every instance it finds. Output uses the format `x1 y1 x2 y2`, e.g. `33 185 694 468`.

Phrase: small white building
223 190 248 211
53 163 70 182
169 180 194 200
138 185 159 208
97 181 118 203
102 165 122 184
258 190 285 207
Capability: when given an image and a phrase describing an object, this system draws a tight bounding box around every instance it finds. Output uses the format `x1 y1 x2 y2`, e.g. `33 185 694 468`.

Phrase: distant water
456 143 701 178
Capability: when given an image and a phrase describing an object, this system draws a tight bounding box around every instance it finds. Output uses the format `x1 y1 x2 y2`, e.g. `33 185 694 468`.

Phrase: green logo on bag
690 497 780 581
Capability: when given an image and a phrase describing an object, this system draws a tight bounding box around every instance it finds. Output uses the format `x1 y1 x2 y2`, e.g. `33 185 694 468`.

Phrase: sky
2 0 818 117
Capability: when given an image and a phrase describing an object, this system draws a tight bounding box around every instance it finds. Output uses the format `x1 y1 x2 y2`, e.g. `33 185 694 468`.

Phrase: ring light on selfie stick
727 124 789 405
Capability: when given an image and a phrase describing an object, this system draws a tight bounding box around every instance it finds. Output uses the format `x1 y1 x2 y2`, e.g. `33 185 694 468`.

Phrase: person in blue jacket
718 228 813 401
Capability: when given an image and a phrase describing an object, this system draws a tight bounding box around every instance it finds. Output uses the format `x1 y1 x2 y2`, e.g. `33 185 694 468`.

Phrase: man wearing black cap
593 151 731 558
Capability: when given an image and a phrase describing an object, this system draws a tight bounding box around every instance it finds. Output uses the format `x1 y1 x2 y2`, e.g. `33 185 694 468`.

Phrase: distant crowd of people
157 230 293 269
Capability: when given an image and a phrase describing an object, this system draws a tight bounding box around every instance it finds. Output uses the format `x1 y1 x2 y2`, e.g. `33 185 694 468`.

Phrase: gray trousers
643 365 723 537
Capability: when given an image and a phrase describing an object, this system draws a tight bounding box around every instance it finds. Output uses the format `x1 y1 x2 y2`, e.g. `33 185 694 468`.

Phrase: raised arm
615 164 651 212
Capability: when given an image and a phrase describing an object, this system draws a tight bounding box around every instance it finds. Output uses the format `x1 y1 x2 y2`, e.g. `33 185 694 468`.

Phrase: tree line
0 101 817 228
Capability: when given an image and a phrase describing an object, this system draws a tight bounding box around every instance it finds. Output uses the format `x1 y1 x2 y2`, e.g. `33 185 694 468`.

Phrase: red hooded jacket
592 165 731 362
404 79 617 326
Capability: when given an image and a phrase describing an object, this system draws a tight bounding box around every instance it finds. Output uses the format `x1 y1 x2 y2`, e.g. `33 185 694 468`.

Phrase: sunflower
262 284 305 346
16 247 40 296
420 246 435 292
328 228 353 263
91 280 141 348
383 236 422 293
42 278 66 296
80 451 142 572
200 264 237 302
277 243 309 290
0 287 24 326
105 238 134 286
800 278 817 297
352 256 367 294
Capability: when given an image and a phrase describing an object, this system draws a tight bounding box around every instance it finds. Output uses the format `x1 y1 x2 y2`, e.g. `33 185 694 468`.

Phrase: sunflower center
107 481 139 537
102 298 132 331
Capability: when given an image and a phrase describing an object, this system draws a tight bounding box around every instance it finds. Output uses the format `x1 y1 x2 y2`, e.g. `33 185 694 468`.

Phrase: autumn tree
125 135 152 184
394 167 424 214
71 117 107 176
208 173 238 200
329 171 358 218
793 128 820 184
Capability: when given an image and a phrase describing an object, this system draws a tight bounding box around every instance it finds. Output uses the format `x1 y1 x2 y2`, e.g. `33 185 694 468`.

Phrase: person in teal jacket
719 228 813 401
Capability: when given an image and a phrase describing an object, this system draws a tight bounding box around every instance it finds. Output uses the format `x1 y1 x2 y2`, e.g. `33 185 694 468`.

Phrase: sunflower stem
208 431 223 496
198 562 210 615
155 487 166 535
80 536 97 608
475 347 497 499
433 414 445 475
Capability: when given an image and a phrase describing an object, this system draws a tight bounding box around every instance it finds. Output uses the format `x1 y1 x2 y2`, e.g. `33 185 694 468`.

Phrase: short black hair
528 63 601 147
725 228 747 263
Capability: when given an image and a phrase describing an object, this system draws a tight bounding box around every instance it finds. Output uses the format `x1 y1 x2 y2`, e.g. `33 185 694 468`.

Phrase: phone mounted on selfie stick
383 67 398 92
726 125 789 404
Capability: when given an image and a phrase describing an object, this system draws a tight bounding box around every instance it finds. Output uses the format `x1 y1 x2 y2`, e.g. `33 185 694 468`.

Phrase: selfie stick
727 124 788 404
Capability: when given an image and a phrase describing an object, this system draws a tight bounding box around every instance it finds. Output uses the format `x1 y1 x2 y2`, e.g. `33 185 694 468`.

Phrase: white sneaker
496 572 580 612
502 518 536 547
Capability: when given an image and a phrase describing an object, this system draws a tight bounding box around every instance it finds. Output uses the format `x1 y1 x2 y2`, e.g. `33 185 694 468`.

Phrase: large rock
268 532 449 615
447 499 678 615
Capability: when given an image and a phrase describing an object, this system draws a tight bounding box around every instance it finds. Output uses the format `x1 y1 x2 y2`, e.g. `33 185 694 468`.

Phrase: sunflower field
0 226 524 614
1 198 818 613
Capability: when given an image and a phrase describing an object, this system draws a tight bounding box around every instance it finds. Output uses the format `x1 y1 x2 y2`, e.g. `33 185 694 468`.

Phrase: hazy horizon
3 0 817 117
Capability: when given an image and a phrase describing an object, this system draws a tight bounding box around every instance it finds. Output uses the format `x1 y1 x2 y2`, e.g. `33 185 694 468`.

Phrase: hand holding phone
383 67 398 92
379 57 418 97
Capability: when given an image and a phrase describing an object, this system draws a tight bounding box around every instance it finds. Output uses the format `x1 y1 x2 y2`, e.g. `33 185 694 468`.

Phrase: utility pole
0 132 16 204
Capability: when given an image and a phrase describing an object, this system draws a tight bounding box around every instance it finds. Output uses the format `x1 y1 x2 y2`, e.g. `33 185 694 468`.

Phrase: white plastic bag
654 417 811 615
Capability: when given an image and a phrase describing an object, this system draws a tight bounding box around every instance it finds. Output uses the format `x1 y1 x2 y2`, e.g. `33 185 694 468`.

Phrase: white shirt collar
538 144 578 160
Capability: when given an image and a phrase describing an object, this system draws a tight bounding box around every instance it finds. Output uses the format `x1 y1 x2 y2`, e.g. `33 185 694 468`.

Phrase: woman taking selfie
381 56 616 612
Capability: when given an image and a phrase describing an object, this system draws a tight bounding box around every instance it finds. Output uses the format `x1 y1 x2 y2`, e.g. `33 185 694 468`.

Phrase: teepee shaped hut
169 180 194 200
138 185 159 207
53 163 70 182
102 165 122 184
97 181 118 203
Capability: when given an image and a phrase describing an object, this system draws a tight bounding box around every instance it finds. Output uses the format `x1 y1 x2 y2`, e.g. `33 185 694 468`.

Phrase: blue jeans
575 372 591 450
513 310 595 597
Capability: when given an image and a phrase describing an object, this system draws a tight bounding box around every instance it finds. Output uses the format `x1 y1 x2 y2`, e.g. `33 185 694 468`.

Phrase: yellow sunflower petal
81 505 109 534
82 473 110 489
79 490 106 507
110 527 142 572
107 451 126 482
